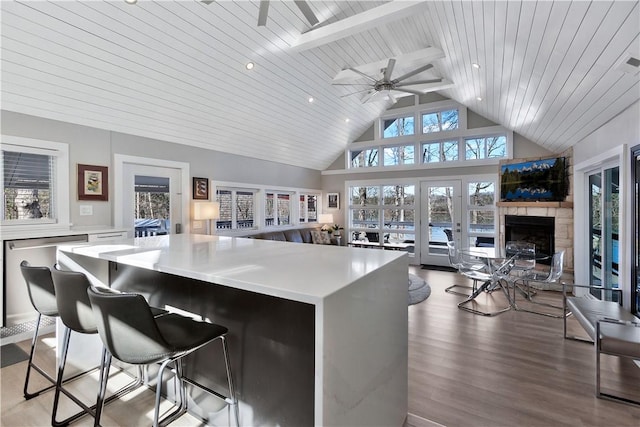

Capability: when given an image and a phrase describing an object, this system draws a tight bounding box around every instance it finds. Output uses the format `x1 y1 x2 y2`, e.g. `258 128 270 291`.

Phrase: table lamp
193 201 220 235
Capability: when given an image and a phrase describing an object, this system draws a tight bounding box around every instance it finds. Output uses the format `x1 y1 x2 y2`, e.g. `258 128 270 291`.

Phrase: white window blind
2 149 56 221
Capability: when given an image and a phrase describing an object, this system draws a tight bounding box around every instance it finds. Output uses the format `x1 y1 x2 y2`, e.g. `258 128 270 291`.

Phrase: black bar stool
87 285 240 427
19 261 79 399
50 268 146 426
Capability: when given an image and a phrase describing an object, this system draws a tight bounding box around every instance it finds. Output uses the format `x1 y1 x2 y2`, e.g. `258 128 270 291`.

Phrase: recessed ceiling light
245 62 255 70
124 0 138 4
476 97 483 101
308 97 314 103
345 118 350 123
472 63 481 69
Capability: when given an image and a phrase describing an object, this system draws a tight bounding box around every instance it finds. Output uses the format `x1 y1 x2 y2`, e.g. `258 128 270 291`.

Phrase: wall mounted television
500 157 568 202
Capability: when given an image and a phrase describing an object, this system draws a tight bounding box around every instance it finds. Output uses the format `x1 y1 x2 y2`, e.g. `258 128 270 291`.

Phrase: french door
420 180 462 266
122 164 183 236
587 164 620 300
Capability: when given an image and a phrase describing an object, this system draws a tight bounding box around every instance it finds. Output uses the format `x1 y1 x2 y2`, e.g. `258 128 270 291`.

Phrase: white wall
2 110 322 228
573 101 639 163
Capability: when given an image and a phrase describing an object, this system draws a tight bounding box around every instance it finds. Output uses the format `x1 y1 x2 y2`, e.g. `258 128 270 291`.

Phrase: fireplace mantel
497 201 574 208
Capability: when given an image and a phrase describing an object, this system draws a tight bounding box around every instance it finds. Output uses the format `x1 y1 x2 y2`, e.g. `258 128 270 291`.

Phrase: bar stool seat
87 285 239 427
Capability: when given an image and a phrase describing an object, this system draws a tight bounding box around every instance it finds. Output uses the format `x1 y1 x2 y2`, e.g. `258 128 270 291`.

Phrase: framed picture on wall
192 177 209 200
77 164 108 201
327 192 339 209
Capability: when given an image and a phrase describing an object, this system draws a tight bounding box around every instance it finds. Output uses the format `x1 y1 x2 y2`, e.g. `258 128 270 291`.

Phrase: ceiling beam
291 0 430 52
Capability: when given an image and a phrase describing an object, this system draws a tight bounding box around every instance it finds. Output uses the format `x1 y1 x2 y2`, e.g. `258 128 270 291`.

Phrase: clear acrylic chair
513 250 566 317
444 241 481 296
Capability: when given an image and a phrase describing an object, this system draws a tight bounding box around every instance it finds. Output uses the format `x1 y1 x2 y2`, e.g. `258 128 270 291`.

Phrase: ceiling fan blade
393 63 434 83
383 58 396 82
332 83 373 86
361 90 379 103
294 1 319 26
396 78 442 87
258 0 269 27
346 67 378 83
340 88 374 98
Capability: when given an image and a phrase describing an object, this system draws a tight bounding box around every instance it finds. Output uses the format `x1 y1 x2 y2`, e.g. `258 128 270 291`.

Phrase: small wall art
327 192 339 209
192 177 209 200
77 164 108 201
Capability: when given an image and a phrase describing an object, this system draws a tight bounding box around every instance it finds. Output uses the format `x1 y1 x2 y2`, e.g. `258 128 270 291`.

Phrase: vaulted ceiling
2 1 639 170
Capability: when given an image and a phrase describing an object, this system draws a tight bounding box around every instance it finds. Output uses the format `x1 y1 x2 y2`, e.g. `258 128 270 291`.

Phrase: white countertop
58 234 406 304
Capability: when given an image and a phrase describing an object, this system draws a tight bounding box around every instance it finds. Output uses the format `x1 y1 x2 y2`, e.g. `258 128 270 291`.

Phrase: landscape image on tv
500 157 567 201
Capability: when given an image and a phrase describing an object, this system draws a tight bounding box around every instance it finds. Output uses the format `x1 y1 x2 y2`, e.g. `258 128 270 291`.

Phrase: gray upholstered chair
20 261 61 399
88 285 240 427
50 269 145 426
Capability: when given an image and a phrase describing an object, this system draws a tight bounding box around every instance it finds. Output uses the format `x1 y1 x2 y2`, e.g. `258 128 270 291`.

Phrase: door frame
114 154 190 235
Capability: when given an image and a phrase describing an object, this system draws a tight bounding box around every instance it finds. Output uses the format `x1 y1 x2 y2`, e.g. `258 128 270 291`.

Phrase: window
349 184 415 253
382 115 415 138
2 137 69 226
266 192 291 226
422 141 458 163
351 148 379 168
299 194 318 223
383 145 415 166
422 109 459 133
215 188 255 230
465 136 507 160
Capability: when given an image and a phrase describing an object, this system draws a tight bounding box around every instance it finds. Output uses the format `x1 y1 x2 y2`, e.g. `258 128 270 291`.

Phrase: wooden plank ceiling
2 1 639 170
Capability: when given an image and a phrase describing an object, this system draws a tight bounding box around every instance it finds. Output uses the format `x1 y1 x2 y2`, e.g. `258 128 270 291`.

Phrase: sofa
246 227 340 245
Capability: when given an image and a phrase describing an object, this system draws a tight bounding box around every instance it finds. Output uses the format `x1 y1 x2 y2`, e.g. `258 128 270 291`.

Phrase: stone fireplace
498 150 574 287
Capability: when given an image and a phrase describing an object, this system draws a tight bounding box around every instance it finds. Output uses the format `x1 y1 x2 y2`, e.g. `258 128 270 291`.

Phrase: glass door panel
633 147 640 315
589 166 619 301
420 180 461 266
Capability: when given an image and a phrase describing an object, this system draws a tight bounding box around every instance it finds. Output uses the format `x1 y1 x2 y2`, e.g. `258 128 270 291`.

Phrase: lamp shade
193 201 220 220
318 214 334 224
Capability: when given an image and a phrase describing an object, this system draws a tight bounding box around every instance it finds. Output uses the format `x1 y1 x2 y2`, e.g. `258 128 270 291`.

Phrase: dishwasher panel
3 234 88 327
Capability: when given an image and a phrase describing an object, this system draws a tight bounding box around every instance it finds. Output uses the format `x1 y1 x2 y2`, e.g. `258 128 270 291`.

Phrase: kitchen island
57 233 408 426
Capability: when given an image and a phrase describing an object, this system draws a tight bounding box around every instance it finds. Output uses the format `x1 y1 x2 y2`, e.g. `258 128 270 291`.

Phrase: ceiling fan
332 48 454 103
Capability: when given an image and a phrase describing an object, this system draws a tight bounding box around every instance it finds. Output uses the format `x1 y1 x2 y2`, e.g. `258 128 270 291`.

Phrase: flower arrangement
321 224 344 235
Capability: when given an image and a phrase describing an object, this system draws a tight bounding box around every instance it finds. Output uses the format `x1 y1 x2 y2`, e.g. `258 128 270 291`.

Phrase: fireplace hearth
505 215 555 264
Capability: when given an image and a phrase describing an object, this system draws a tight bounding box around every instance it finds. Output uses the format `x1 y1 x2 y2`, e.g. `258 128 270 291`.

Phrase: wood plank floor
408 266 640 427
1 267 639 426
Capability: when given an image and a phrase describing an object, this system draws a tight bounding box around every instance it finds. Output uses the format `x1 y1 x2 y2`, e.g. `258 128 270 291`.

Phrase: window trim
1 135 70 230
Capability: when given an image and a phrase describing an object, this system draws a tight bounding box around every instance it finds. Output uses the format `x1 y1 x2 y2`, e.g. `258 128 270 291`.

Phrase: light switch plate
79 205 93 216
